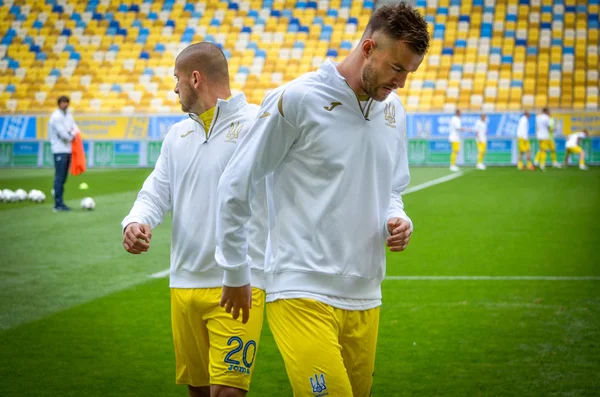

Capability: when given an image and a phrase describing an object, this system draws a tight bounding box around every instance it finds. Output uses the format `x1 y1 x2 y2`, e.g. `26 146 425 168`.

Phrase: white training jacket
49 109 78 154
536 113 550 140
517 115 529 140
216 60 411 307
122 93 267 289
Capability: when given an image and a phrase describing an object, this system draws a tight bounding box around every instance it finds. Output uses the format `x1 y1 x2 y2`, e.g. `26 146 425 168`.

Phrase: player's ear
362 39 376 59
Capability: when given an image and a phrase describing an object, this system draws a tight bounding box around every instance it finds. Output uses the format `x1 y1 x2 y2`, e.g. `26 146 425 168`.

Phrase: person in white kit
564 129 589 170
48 95 78 211
121 43 267 397
474 114 487 170
516 111 535 171
215 3 429 396
449 109 468 172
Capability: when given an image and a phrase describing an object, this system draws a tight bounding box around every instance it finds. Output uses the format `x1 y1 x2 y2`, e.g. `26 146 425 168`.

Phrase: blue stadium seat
340 41 353 50
111 84 122 93
541 5 552 13
505 31 515 38
326 9 338 17
30 44 41 53
442 47 454 55
184 3 194 12
438 7 448 15
139 51 150 59
5 84 16 93
526 47 538 56
49 68 60 77
459 16 470 23
511 80 523 87
223 49 232 59
166 20 175 28
238 66 250 74
61 28 72 36
299 26 309 33
307 1 317 9
565 5 575 12
326 49 338 57
118 4 128 12
148 12 158 20
154 43 165 52
248 42 259 50
563 47 574 55
296 1 307 9
106 27 117 36
210 18 220 26
551 38 563 46
501 55 513 64
35 52 47 61
550 64 562 71
228 2 239 10
455 39 467 48
348 17 358 25
248 10 259 18
313 16 324 26
33 20 43 29
241 26 252 33
540 22 552 29
129 4 140 12
423 81 435 89
143 68 154 76
8 59 18 69
256 49 267 58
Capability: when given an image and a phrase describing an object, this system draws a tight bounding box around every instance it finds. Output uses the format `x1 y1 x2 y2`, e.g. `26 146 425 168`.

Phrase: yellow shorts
538 139 551 151
567 146 583 154
267 298 380 397
170 287 265 390
518 138 531 152
451 141 460 153
548 139 556 151
477 141 486 153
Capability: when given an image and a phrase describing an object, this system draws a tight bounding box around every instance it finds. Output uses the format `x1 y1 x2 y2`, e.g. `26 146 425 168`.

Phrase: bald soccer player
121 43 267 397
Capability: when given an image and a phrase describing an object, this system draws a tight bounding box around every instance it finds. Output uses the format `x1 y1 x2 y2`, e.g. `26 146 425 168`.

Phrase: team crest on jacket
225 121 243 143
384 103 396 128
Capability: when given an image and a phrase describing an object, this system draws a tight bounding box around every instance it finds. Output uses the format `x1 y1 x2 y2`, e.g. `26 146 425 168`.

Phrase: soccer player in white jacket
516 111 535 171
121 43 267 397
564 129 589 170
215 4 429 396
449 109 468 172
474 114 487 170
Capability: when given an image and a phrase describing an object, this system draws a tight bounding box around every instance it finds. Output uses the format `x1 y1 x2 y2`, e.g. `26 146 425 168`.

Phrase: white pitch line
385 276 600 281
149 269 170 278
403 171 464 195
148 172 467 279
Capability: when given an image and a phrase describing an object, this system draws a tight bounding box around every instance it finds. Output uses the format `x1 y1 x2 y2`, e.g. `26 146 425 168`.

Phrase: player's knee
188 385 211 397
211 385 247 397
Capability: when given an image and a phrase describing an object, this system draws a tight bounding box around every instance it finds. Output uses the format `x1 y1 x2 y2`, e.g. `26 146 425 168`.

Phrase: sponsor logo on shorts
310 373 328 396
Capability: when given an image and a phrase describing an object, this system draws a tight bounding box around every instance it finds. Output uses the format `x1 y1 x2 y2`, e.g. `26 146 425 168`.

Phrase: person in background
547 115 562 168
516 111 535 171
564 129 589 170
474 113 487 170
449 109 468 172
534 107 552 171
48 95 77 212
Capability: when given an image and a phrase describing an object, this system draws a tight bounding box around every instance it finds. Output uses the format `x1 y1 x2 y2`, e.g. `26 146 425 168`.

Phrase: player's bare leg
211 385 247 397
188 385 211 397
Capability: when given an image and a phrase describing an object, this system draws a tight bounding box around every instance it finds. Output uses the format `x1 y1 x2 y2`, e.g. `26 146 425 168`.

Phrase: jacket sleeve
121 135 172 231
386 106 412 234
215 88 302 287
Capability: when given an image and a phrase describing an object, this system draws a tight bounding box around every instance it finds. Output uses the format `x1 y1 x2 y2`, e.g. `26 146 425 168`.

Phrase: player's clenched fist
386 217 412 252
123 222 152 254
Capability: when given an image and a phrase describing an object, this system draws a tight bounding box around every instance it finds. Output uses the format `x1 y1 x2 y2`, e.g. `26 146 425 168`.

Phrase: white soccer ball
80 197 95 210
15 189 27 201
37 191 46 203
3 189 15 202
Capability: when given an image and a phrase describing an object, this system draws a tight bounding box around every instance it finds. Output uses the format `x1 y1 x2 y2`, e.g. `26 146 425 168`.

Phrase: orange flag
70 130 86 176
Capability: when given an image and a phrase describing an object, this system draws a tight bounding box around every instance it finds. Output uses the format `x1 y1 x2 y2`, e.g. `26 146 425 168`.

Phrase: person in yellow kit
534 107 552 171
516 111 535 170
547 115 563 168
474 113 487 170
564 129 589 170
121 43 268 397
449 109 469 172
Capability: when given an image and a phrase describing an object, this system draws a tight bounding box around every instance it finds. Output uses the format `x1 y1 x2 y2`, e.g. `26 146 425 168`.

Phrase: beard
361 63 392 102
180 86 198 113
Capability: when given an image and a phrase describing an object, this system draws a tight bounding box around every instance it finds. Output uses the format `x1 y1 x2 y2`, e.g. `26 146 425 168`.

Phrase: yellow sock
551 151 557 163
580 156 585 166
534 151 541 163
540 151 547 167
517 160 523 169
451 151 457 166
477 151 484 164
527 160 533 167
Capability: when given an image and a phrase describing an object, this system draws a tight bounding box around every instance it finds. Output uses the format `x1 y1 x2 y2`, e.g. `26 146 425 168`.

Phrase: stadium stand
0 0 597 114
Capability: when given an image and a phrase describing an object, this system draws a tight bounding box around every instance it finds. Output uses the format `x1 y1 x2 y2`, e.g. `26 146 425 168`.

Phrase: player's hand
221 284 252 324
122 222 152 254
386 217 412 252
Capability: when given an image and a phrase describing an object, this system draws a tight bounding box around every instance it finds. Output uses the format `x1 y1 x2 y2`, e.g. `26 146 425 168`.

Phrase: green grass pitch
0 166 599 396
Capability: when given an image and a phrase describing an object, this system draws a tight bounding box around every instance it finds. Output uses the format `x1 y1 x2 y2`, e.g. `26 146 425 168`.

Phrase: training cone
79 182 89 190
